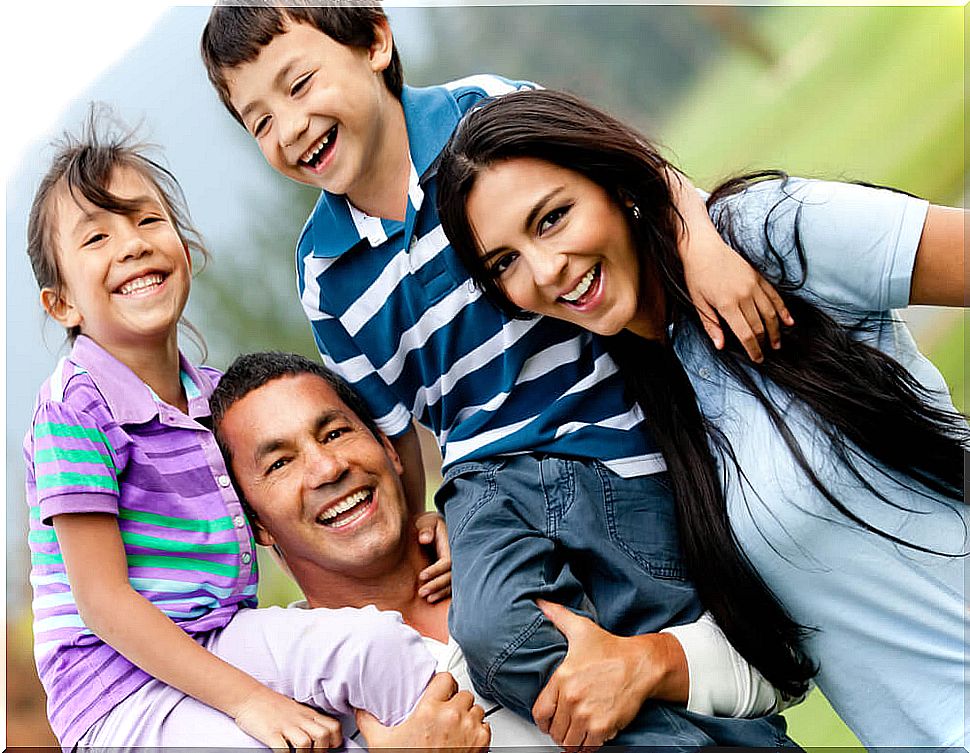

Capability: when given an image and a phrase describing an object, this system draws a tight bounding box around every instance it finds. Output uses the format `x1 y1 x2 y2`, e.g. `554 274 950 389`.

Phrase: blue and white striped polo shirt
297 75 664 477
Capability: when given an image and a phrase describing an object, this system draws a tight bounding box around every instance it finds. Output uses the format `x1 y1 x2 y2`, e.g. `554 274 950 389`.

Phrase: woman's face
465 157 643 337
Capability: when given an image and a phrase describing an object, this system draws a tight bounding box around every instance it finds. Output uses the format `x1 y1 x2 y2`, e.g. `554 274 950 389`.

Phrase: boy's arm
669 169 793 363
53 512 342 749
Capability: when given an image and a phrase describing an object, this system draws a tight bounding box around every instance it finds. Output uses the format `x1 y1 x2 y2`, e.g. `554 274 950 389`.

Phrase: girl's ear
40 287 82 330
183 241 193 273
368 16 394 74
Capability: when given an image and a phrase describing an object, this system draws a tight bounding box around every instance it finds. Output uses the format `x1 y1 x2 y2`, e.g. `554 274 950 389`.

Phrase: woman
437 88 967 748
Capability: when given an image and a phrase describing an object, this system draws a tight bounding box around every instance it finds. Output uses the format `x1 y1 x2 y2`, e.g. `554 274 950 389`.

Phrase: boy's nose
280 112 310 149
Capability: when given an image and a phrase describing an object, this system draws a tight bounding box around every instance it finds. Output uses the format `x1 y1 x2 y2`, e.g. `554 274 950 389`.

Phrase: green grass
658 6 963 747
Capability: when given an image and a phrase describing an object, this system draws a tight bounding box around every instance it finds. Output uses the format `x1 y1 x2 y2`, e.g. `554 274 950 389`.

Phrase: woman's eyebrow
524 186 565 231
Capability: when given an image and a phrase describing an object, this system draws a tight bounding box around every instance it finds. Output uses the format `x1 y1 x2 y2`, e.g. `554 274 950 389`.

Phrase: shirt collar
69 335 215 425
309 84 462 259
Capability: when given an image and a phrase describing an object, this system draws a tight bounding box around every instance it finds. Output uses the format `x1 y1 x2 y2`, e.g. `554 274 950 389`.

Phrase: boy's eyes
290 73 313 96
252 116 270 138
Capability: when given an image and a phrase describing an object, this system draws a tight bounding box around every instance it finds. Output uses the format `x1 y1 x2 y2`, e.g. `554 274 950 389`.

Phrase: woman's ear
40 287 82 330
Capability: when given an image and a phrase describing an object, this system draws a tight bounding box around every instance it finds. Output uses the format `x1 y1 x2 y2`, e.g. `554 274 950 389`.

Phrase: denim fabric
438 454 795 748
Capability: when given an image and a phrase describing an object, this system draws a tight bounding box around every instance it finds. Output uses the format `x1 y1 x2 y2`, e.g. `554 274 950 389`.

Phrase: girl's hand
355 672 490 751
683 240 793 363
232 686 343 750
415 511 452 602
532 600 686 751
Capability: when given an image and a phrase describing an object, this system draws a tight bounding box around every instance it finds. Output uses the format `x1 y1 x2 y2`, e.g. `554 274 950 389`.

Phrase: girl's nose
118 233 152 262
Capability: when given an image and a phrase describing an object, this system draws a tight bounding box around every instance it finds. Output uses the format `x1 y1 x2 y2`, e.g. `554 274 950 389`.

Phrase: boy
201 3 795 746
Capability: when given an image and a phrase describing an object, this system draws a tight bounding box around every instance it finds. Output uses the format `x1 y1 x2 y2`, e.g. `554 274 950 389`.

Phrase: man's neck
300 543 450 643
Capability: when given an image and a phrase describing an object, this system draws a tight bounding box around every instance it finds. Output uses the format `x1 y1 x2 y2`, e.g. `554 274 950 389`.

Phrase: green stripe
34 422 110 444
31 551 241 578
127 554 240 578
29 505 40 520
37 471 118 492
118 508 235 533
121 531 240 554
35 446 115 470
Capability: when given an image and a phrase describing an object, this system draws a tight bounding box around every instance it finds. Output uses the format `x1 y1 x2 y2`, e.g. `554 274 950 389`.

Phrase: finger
536 599 588 640
694 301 724 350
426 671 459 700
561 719 588 752
531 677 559 734
283 729 312 752
753 287 782 350
760 278 794 326
449 689 476 712
354 708 381 738
418 572 452 601
418 556 451 582
724 309 762 362
316 717 343 749
548 699 574 746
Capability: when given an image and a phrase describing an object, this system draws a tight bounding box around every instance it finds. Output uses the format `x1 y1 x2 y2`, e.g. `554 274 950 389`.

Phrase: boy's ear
40 287 82 330
367 16 394 74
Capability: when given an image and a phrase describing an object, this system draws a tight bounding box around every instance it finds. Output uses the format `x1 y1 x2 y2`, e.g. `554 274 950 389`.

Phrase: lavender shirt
25 336 258 746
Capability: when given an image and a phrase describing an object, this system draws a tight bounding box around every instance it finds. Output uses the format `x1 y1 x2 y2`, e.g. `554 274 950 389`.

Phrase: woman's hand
232 685 343 750
415 511 452 602
532 600 687 751
356 672 490 752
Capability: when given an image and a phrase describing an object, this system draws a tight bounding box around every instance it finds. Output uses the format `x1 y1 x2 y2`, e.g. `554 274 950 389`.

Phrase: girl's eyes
139 215 165 227
538 205 570 235
81 233 107 248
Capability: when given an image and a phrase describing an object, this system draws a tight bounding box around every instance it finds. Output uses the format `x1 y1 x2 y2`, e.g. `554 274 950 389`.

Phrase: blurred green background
8 4 963 748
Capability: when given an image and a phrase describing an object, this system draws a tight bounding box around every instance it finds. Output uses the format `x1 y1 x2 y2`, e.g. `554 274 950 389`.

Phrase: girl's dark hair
27 103 209 352
201 0 404 126
437 89 968 698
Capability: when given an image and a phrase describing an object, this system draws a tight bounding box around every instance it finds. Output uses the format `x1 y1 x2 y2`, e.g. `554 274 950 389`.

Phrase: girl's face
465 157 643 338
43 166 192 354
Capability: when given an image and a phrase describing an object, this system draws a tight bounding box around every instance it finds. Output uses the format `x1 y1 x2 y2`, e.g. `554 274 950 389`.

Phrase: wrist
631 632 689 705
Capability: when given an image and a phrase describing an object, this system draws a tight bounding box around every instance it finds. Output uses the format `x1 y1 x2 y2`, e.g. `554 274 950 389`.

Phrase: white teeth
118 273 164 295
318 489 370 525
560 267 596 303
302 129 333 164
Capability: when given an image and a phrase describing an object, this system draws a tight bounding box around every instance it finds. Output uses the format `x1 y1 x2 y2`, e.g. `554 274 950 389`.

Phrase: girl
437 88 968 748
23 109 477 752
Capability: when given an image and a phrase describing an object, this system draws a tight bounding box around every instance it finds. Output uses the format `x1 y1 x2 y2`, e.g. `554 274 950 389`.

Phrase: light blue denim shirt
676 178 967 748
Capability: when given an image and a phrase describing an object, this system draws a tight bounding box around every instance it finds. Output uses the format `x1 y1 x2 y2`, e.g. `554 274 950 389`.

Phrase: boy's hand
232 685 343 750
683 240 793 363
532 600 686 751
355 672 490 752
415 511 452 602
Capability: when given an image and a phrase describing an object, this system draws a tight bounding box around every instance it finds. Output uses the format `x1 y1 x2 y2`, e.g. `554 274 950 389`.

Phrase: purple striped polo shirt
24 335 258 746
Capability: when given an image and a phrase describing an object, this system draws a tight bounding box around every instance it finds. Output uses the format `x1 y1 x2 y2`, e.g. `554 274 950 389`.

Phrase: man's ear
368 16 394 74
379 431 404 476
250 516 276 548
41 287 82 330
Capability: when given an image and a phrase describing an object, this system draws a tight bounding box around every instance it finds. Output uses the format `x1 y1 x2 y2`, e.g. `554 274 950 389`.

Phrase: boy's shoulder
438 74 537 108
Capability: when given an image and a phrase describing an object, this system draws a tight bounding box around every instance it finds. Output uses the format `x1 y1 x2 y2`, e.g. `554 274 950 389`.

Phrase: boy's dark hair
27 103 209 345
210 351 383 465
201 0 404 125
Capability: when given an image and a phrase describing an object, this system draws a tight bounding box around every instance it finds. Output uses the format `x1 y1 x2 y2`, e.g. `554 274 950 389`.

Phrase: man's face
218 373 411 579
225 20 396 203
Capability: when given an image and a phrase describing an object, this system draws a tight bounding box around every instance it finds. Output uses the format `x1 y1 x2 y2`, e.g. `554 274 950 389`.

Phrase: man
209 352 788 749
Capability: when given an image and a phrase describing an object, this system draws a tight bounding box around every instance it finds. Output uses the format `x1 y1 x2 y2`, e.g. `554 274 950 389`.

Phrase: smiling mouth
558 264 601 306
115 272 167 296
316 488 373 528
299 125 338 171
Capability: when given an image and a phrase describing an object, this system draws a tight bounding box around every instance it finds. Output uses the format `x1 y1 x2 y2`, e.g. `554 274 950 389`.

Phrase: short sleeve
30 400 120 524
711 178 930 314
297 246 413 438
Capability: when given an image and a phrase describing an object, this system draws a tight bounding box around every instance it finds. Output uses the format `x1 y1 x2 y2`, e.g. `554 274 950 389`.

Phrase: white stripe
349 202 388 247
443 414 539 467
603 453 668 478
49 357 67 402
518 334 587 384
373 403 413 438
554 409 645 440
377 280 482 384
34 613 88 632
32 591 78 611
34 640 63 661
30 571 71 587
412 317 540 417
560 352 618 397
442 74 523 97
441 390 511 447
342 225 449 337
301 253 339 322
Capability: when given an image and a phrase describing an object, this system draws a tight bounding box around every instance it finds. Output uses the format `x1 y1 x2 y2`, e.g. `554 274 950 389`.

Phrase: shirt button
241 553 252 564
698 367 711 379
233 515 245 528
217 474 231 488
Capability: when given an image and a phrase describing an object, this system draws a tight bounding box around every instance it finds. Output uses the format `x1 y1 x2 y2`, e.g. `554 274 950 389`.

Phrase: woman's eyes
488 252 518 277
538 205 570 235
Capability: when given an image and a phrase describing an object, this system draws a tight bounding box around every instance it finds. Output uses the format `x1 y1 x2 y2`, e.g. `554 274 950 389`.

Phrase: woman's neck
627 270 669 341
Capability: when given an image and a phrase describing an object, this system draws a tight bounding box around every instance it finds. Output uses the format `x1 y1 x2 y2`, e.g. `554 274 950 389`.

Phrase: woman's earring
631 204 641 220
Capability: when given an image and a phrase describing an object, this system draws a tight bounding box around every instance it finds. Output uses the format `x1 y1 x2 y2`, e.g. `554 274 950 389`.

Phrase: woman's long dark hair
437 89 968 698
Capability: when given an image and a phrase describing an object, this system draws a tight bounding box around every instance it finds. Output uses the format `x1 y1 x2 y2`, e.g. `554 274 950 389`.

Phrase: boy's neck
345 96 410 222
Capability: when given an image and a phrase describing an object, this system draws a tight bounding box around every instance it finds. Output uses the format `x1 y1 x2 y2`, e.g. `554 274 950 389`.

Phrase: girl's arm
909 205 966 306
669 169 794 363
53 512 342 750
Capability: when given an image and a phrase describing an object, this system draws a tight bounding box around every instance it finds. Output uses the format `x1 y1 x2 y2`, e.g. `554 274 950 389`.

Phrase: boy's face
225 20 395 199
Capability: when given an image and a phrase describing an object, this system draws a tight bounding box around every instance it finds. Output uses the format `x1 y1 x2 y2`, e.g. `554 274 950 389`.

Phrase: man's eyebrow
479 186 564 263
239 58 298 124
250 409 349 462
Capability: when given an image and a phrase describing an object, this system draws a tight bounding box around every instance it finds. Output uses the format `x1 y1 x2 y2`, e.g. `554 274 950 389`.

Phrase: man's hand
532 600 687 751
415 511 452 602
232 685 343 750
356 672 490 751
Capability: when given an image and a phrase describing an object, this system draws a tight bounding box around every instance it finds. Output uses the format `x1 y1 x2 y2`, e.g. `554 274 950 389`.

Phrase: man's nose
304 442 349 488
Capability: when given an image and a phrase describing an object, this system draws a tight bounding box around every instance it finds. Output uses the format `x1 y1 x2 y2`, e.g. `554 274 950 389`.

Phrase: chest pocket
408 229 463 305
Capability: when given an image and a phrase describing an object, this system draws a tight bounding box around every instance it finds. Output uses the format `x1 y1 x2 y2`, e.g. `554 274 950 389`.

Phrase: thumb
536 599 589 640
355 708 382 736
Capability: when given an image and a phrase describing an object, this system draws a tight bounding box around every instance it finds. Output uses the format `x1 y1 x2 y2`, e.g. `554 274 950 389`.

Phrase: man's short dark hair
201 0 404 126
210 352 383 466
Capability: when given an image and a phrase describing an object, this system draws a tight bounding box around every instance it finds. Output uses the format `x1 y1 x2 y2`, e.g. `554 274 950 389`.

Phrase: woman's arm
53 513 342 750
909 205 966 306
